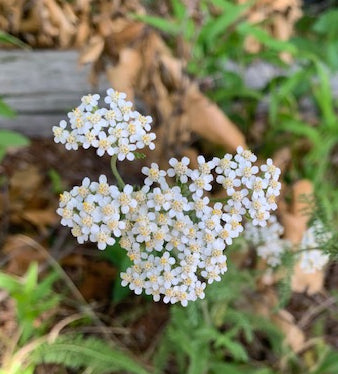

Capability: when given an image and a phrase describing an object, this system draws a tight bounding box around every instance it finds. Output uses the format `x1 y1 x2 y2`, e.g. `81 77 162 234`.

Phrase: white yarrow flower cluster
245 216 288 266
52 89 156 160
57 144 281 306
245 216 330 272
57 175 128 250
299 222 330 273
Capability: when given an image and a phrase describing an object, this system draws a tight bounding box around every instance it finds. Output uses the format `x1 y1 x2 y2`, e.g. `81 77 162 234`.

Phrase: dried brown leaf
2 235 46 275
79 261 116 300
43 0 75 47
280 180 325 294
97 17 115 38
282 211 307 245
20 7 41 33
159 54 187 92
291 263 326 295
254 289 306 353
9 165 43 202
281 180 313 244
290 179 313 217
272 147 291 176
78 35 105 65
273 14 292 41
106 48 143 101
182 148 199 169
108 21 145 51
75 17 91 47
272 309 305 353
183 84 247 152
22 209 58 233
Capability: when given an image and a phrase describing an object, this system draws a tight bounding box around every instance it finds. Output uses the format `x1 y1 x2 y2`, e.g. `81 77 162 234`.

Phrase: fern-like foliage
153 265 284 374
32 334 149 374
309 195 338 258
276 250 296 309
0 263 60 344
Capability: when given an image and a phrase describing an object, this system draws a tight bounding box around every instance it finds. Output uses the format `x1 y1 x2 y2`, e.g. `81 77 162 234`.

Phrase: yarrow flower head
245 215 289 267
53 88 284 306
245 216 331 272
52 89 156 159
298 221 330 273
55 101 282 306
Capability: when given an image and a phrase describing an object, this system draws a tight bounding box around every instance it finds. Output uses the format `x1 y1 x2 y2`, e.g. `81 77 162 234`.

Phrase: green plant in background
266 56 338 220
133 0 195 40
1 2 337 373
293 8 338 71
0 30 30 162
0 263 60 344
0 31 29 49
102 240 132 302
31 334 149 374
0 263 149 374
138 1 338 221
139 0 338 261
154 264 284 374
136 0 297 131
0 130 30 163
134 3 338 373
309 343 338 374
48 168 66 194
0 99 16 119
153 261 338 374
0 95 30 164
0 91 30 164
0 263 60 373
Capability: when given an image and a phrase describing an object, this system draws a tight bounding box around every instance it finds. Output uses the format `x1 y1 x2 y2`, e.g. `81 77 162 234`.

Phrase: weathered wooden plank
5 93 87 113
0 49 109 137
0 50 337 138
0 114 66 137
0 50 103 95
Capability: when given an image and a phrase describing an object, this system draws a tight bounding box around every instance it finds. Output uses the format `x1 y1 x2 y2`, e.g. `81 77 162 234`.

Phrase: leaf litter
0 0 337 370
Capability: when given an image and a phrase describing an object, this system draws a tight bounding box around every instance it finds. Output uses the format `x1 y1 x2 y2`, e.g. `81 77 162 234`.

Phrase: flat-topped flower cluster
244 215 288 267
57 148 281 306
54 89 283 306
52 89 156 160
245 216 330 273
299 224 330 273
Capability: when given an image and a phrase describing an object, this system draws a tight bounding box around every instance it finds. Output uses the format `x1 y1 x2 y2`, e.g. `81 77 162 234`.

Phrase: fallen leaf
43 0 76 47
281 180 313 244
272 147 292 176
22 209 58 233
290 179 313 216
106 48 143 101
254 289 306 353
79 261 117 300
291 263 326 295
280 180 326 294
78 35 105 65
107 21 145 51
272 309 305 353
2 235 46 275
75 16 91 47
158 54 187 92
183 84 247 152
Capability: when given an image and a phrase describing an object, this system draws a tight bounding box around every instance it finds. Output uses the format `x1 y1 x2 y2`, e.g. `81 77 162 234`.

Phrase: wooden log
0 50 109 137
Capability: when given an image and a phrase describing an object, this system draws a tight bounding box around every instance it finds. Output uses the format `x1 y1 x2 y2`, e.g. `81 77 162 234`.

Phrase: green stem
210 197 229 203
293 246 328 254
201 299 212 327
110 155 125 190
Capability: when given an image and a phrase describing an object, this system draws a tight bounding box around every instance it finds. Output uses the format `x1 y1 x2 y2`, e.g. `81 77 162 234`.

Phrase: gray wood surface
0 49 337 137
0 50 109 137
